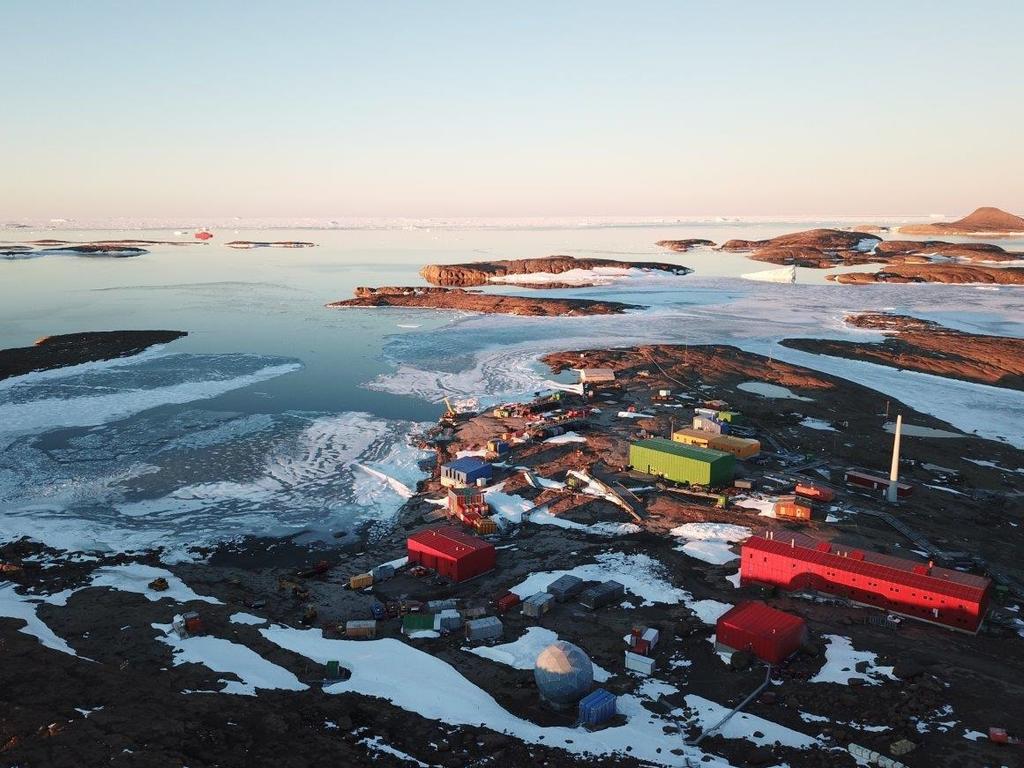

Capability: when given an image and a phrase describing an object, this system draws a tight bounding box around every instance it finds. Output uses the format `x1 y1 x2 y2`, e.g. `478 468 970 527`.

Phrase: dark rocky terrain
328 286 643 316
716 228 881 268
782 314 1024 390
0 331 187 381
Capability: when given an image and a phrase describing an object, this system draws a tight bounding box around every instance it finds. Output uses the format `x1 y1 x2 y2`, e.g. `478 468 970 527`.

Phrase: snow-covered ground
466 626 612 681
810 635 896 686
671 523 751 565
154 618 307 695
262 625 778 767
0 583 83 657
736 381 813 401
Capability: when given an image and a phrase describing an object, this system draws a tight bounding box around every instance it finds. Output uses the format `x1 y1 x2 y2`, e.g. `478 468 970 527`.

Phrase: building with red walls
741 532 991 633
716 601 807 664
407 526 496 583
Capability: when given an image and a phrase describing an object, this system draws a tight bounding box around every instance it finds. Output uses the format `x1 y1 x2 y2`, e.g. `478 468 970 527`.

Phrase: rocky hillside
899 206 1024 235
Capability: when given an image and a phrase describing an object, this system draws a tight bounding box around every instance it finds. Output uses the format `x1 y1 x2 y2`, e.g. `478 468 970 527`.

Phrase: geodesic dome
533 641 594 708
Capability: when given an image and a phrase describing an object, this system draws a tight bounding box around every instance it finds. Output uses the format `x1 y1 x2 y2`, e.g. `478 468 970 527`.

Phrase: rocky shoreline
419 255 691 287
328 286 643 316
782 314 1024 390
0 330 187 382
829 264 1024 285
2 341 1023 768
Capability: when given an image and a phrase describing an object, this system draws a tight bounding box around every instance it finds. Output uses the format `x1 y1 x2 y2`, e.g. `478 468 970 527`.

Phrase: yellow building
707 434 761 459
671 428 713 448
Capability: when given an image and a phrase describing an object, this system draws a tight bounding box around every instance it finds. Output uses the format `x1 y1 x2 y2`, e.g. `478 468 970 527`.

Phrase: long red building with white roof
741 531 991 633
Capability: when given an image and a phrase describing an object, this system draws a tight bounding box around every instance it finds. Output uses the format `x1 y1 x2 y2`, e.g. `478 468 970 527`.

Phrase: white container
641 627 660 650
624 650 656 676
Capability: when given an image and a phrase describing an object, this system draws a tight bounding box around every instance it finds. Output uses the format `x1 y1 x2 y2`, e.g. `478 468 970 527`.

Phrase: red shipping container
496 592 521 614
716 601 806 664
407 526 495 583
741 532 991 633
794 483 835 502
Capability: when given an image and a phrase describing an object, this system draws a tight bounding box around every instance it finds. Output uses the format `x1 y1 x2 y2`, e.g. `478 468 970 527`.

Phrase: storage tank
534 641 594 708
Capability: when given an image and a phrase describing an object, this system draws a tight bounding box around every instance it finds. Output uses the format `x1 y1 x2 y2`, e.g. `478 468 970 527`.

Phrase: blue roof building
441 456 493 487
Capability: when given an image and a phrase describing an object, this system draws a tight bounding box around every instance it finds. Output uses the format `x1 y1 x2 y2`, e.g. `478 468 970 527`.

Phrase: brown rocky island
898 206 1024 236
328 286 643 316
782 313 1024 390
0 330 188 382
419 255 691 287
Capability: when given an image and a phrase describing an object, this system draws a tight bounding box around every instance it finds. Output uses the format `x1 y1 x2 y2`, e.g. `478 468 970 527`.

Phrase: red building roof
718 600 805 636
745 532 989 603
408 526 492 558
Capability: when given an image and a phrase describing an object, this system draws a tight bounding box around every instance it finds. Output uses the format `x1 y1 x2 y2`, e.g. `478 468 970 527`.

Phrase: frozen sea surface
1 224 1021 556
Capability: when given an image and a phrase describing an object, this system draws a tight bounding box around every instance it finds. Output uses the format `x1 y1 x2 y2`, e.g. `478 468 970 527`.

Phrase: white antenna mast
887 414 903 503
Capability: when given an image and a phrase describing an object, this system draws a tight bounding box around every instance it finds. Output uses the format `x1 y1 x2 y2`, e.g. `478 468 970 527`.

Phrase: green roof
631 438 732 463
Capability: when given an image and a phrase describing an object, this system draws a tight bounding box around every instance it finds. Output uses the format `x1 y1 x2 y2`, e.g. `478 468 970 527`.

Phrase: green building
629 438 735 486
716 411 744 425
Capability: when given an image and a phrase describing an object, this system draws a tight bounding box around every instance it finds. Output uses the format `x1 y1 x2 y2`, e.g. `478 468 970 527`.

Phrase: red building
194 231 213 240
844 469 912 498
773 495 813 521
716 601 807 664
741 532 991 633
407 526 495 583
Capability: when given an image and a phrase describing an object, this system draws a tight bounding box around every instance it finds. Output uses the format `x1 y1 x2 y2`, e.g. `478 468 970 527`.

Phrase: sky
2 1 1023 220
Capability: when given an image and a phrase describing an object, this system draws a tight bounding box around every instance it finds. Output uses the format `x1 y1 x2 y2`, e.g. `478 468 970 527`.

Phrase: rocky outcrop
0 330 187 381
719 228 881 268
654 239 716 252
899 207 1024 236
873 240 1021 264
781 313 1024 390
418 256 691 287
329 287 642 316
226 241 316 249
2 243 152 259
829 264 1024 285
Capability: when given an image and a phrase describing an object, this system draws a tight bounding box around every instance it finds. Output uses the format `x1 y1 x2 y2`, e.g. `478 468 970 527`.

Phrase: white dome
534 641 594 707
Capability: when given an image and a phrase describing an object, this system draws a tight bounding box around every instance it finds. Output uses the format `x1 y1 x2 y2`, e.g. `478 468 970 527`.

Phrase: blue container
578 688 616 725
370 602 386 620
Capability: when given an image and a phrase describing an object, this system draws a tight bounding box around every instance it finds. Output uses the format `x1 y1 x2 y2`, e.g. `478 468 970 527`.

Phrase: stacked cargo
522 592 555 618
578 688 617 726
579 580 625 610
629 438 735 487
773 495 814 521
547 574 585 602
465 616 503 643
626 626 660 656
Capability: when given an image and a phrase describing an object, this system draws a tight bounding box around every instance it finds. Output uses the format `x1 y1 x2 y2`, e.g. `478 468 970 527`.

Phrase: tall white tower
887 414 903 503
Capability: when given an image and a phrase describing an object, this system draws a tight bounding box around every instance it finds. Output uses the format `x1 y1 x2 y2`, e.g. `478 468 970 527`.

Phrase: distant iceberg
741 265 796 284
